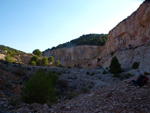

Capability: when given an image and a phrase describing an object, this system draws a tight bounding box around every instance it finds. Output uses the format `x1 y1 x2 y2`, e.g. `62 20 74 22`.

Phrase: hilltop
0 45 32 64
43 34 107 68
44 34 107 51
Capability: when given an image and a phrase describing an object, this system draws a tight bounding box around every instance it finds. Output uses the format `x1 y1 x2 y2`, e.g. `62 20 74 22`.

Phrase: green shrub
112 74 119 78
30 61 37 66
132 62 139 69
88 64 91 66
97 58 101 62
67 66 72 68
126 73 134 77
41 56 48 66
86 72 90 75
48 56 54 64
55 60 60 67
58 64 65 68
111 52 114 56
32 49 42 57
47 71 59 85
29 55 39 65
125 73 134 79
21 71 57 104
109 56 122 74
5 55 15 62
102 70 108 74
144 72 149 75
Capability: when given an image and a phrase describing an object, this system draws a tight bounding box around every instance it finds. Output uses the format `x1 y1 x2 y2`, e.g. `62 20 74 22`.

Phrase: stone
31 103 43 111
16 107 31 113
43 104 49 109
8 105 13 109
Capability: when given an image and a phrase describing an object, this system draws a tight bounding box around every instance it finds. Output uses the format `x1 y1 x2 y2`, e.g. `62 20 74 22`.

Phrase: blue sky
0 0 143 53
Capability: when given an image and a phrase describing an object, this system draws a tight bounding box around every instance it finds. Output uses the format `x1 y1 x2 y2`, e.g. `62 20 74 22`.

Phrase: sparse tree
41 56 48 66
33 49 42 57
132 62 139 69
21 71 57 104
48 56 54 65
109 56 122 74
29 55 39 65
55 60 60 67
30 61 37 66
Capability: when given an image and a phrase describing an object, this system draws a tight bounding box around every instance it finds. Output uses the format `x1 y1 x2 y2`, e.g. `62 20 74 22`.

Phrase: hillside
45 34 107 51
43 34 107 67
0 59 121 113
0 45 32 64
0 45 25 55
1 1 150 113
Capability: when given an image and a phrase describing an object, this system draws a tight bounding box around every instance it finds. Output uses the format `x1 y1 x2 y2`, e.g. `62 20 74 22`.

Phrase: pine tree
109 56 122 74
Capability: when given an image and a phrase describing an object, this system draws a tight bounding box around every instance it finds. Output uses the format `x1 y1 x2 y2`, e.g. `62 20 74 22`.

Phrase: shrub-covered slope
45 34 107 51
0 45 32 64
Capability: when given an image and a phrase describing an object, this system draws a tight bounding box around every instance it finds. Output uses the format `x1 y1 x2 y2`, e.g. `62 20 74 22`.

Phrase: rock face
0 54 5 60
101 1 150 56
97 1 150 73
43 45 102 67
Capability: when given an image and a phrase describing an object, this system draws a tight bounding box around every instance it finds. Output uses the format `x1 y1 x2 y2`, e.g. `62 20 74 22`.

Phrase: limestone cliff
43 45 102 67
97 1 150 73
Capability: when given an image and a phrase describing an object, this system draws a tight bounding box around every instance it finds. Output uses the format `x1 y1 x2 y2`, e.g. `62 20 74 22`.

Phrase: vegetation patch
55 60 60 67
21 71 58 104
32 49 42 57
44 34 107 50
125 73 134 79
132 62 139 69
109 56 122 74
5 55 15 63
111 52 114 56
86 72 90 75
67 66 72 68
102 70 108 74
144 71 149 75
112 74 119 78
97 58 101 62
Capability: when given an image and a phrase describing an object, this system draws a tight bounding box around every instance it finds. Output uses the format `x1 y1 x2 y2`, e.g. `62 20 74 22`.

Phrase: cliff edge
97 1 150 74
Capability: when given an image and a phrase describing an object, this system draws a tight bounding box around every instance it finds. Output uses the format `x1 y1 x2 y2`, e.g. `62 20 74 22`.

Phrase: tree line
29 49 60 67
44 34 107 51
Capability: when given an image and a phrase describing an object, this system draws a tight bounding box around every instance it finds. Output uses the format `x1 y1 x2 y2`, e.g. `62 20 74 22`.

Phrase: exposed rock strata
101 1 150 56
97 1 150 73
43 45 102 67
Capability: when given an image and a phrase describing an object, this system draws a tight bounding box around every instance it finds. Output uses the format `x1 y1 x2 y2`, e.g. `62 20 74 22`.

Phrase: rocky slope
0 46 32 64
12 75 150 113
0 60 121 113
43 45 102 67
94 1 150 73
49 76 150 113
1 60 150 113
